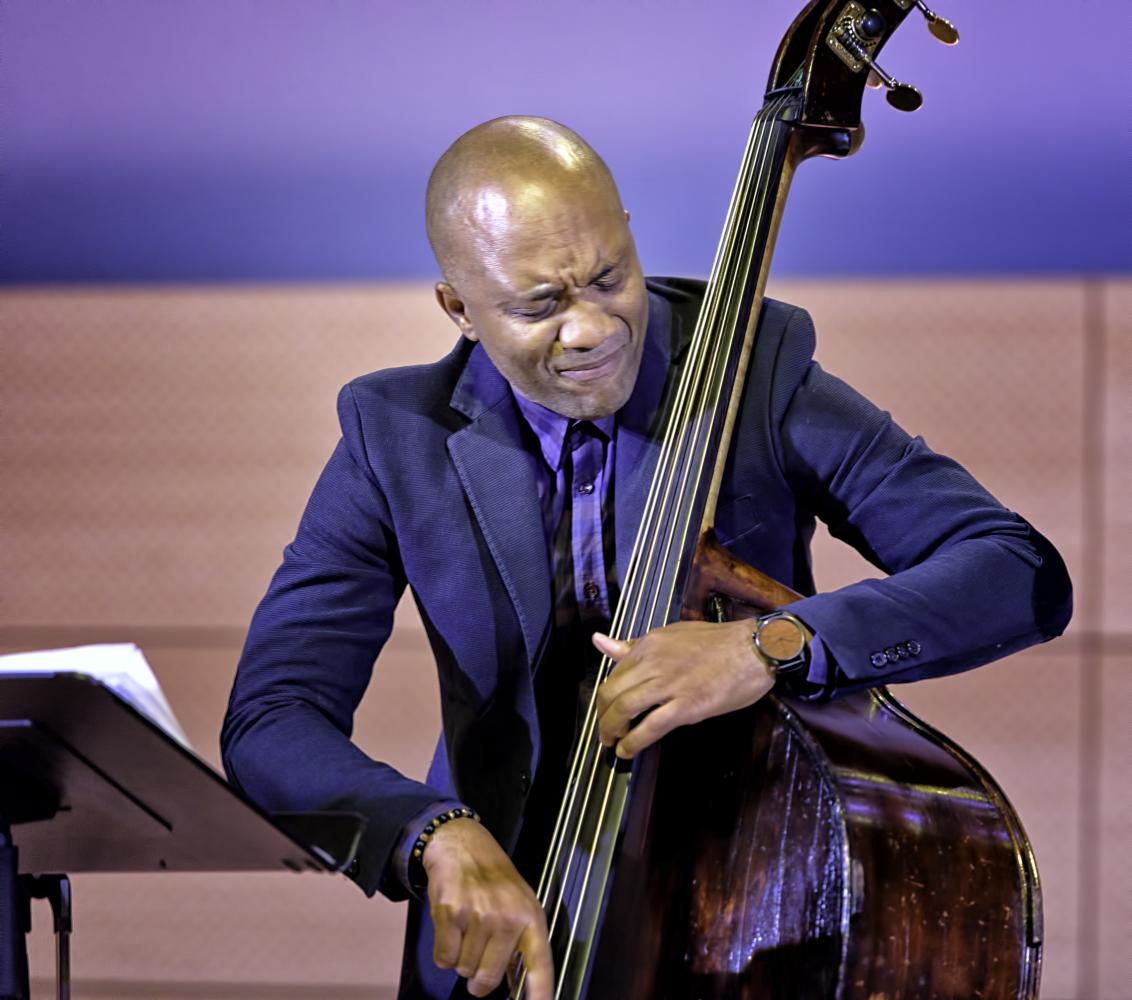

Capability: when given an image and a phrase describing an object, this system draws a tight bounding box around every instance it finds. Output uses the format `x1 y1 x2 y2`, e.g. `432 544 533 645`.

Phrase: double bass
515 2 1042 998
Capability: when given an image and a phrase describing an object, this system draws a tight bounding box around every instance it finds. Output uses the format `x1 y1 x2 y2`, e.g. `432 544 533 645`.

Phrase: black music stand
0 672 365 1000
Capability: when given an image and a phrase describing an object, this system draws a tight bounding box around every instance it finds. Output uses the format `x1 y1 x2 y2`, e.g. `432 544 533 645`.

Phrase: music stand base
0 825 29 1000
1 824 72 1000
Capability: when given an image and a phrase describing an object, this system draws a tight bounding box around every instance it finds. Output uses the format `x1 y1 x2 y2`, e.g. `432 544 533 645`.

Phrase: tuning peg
866 59 923 111
884 79 925 112
913 0 959 44
839 15 924 112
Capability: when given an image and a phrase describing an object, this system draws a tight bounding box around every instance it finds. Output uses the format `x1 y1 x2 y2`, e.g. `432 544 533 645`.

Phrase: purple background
2 0 1128 283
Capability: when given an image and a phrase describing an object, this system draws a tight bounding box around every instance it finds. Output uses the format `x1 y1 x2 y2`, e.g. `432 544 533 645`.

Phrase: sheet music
0 643 191 749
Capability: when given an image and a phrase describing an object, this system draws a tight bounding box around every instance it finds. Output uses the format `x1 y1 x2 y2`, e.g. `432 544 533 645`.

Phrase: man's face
438 178 649 421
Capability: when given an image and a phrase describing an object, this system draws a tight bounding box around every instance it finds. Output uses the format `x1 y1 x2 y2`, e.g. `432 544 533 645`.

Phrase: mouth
556 342 627 384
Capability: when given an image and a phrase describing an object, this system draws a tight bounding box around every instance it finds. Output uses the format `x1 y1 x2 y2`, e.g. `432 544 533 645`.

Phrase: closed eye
592 268 621 290
511 300 556 321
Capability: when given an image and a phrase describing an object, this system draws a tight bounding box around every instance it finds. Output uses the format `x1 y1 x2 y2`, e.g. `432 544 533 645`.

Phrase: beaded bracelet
408 805 481 894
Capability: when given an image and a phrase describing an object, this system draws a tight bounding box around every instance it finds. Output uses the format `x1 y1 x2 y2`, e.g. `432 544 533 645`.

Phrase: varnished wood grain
584 529 1041 999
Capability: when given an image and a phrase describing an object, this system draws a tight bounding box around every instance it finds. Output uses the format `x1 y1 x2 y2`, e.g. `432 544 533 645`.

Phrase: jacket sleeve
221 383 456 900
772 308 1072 691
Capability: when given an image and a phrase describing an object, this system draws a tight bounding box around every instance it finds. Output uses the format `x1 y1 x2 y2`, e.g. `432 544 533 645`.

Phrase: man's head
427 116 649 421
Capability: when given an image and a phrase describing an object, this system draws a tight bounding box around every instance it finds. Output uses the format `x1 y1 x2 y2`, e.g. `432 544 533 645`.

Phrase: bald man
222 117 1071 1000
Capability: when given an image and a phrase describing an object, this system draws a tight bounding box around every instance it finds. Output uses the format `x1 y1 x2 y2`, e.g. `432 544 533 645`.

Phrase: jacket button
907 640 921 656
884 647 900 664
869 651 887 669
519 772 530 794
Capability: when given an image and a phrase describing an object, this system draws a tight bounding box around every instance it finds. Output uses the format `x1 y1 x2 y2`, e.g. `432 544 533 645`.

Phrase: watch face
757 615 807 664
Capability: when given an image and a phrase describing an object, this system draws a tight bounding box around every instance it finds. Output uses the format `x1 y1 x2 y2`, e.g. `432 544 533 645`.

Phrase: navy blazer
222 278 1070 998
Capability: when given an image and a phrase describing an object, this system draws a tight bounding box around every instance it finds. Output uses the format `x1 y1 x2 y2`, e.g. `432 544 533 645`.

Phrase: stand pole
20 877 71 1000
0 823 30 1000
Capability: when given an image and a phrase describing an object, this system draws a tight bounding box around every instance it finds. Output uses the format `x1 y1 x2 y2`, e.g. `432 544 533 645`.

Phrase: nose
557 298 620 351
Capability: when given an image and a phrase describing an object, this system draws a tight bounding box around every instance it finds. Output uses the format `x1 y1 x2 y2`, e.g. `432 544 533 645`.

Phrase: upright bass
515 2 1043 998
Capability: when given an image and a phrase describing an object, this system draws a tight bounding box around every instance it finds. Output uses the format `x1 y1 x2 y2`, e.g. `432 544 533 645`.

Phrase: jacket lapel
614 289 690 589
447 344 552 666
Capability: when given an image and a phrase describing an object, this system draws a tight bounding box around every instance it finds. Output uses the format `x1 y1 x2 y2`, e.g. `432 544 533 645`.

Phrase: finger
517 921 555 1000
591 631 631 661
431 904 464 969
594 645 651 715
616 700 685 759
598 678 664 747
453 913 489 981
467 928 521 997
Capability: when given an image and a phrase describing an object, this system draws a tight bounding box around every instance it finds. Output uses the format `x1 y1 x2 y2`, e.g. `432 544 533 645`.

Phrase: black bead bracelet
408 805 480 894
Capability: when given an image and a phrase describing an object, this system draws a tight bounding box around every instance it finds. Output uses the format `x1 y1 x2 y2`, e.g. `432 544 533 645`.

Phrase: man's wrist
752 610 812 678
407 805 481 894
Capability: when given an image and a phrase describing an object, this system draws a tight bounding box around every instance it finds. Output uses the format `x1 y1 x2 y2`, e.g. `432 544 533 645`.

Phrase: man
222 116 1071 1000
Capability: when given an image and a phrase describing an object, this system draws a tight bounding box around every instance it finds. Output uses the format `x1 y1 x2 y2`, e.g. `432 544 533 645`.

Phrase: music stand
0 672 365 1000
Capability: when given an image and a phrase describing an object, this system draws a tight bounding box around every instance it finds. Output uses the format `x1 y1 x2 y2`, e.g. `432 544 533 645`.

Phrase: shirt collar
512 391 614 472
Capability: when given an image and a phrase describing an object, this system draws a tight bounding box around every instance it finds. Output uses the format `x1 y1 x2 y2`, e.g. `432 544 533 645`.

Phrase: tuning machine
827 4 923 112
900 0 960 44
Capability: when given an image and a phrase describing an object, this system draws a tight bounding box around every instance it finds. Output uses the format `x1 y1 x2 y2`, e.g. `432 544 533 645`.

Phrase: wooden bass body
590 685 1042 998
587 537 1043 999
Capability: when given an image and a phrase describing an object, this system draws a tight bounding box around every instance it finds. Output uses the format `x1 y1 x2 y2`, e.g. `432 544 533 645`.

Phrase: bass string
545 106 792 987
527 109 787 1000
528 96 782 918
516 93 794 998
529 95 783 923
526 96 785 927
529 95 792 969
630 104 789 642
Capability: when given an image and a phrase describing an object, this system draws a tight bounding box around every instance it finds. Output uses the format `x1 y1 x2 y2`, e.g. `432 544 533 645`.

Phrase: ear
435 282 478 341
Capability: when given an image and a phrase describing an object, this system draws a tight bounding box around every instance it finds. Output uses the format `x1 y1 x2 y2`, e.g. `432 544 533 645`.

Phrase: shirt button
519 772 531 794
576 481 595 495
583 581 600 603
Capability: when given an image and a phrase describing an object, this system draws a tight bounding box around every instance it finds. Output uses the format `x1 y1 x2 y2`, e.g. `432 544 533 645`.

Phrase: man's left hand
592 619 775 760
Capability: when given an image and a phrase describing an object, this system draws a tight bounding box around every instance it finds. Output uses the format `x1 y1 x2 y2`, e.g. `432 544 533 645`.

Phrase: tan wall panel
1098 653 1132 999
1102 281 1132 634
769 278 1087 602
1 285 456 629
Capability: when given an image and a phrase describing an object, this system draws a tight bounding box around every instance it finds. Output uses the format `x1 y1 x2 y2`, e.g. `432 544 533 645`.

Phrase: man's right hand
423 817 554 1000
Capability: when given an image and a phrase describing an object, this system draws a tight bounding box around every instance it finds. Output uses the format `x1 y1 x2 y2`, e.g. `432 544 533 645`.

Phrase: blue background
2 0 1128 283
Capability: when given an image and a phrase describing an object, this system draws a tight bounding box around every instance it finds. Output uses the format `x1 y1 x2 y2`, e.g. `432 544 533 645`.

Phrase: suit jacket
221 277 1071 999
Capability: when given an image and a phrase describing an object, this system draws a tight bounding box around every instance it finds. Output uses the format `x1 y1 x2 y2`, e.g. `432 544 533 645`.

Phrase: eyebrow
516 284 560 302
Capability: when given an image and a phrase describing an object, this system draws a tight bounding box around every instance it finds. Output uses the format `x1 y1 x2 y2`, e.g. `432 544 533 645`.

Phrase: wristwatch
752 610 811 678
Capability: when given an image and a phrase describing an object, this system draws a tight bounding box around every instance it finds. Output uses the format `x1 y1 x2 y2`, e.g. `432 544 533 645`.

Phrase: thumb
592 632 632 661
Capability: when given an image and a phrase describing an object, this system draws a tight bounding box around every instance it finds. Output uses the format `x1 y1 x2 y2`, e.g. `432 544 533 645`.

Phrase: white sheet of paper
0 643 192 749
